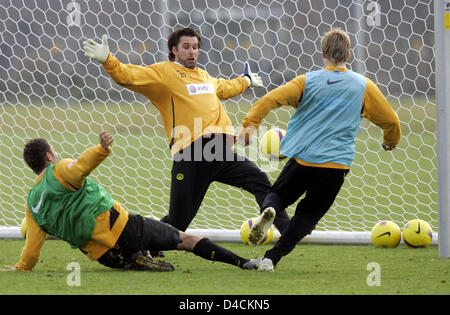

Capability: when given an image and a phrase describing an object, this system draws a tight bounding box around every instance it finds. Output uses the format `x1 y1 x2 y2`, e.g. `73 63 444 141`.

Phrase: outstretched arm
362 79 401 151
214 63 263 99
82 35 163 96
237 75 305 146
10 207 49 271
54 131 114 190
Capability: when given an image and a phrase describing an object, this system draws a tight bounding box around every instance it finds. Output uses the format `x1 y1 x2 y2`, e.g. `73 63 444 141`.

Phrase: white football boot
242 258 262 270
257 258 274 272
242 257 274 271
248 207 276 246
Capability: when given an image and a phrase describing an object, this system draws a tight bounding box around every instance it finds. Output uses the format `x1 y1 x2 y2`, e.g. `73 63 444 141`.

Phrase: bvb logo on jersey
176 173 184 180
176 70 187 78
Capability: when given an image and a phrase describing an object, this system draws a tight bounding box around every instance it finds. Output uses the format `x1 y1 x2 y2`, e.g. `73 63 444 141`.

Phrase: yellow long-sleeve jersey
15 144 129 271
102 55 250 155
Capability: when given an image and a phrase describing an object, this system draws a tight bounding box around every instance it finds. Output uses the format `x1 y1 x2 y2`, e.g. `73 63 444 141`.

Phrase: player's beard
177 56 197 69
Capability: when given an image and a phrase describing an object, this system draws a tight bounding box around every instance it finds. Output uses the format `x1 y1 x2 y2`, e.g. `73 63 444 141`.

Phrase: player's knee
165 216 190 232
176 231 202 251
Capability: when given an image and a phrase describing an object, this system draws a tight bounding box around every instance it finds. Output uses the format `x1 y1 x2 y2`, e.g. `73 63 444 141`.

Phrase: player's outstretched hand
0 265 16 271
381 141 396 151
236 126 256 147
100 131 114 152
82 34 110 64
243 63 263 88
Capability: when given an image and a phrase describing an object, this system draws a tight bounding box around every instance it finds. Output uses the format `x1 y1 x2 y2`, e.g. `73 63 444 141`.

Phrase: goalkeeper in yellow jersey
82 27 291 235
239 28 402 271
1 131 258 272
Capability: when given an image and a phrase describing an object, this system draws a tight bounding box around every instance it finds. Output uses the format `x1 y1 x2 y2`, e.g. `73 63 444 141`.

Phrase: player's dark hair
23 138 51 175
167 27 202 61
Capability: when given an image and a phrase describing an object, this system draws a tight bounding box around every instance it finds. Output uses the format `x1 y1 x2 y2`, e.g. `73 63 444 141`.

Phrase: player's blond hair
321 28 351 65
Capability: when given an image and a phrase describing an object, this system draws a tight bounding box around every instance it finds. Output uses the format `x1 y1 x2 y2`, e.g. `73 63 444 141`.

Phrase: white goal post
0 0 443 247
434 0 450 257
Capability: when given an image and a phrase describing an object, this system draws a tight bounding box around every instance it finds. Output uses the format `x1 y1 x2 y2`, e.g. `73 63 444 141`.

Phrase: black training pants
97 212 182 269
262 158 349 266
160 134 273 232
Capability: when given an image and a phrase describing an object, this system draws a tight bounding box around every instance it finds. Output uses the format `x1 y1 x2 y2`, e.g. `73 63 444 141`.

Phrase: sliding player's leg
140 217 253 269
96 213 176 271
177 232 252 269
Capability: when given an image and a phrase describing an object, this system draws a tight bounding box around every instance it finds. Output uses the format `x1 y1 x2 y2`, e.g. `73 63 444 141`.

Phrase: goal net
0 0 437 244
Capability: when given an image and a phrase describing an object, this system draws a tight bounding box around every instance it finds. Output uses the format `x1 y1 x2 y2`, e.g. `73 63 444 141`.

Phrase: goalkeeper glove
82 34 110 64
243 62 263 88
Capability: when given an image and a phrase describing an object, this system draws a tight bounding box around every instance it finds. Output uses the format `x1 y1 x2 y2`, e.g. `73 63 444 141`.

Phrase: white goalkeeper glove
243 62 263 88
82 34 110 64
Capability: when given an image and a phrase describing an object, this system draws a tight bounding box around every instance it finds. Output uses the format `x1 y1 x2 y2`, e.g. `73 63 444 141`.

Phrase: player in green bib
27 164 114 249
3 131 257 272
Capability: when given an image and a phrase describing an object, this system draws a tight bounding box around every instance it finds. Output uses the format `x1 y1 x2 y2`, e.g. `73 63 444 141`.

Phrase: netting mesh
0 0 437 233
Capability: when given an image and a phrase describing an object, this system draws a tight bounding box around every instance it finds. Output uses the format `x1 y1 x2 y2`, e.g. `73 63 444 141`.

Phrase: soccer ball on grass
402 219 433 248
370 220 401 248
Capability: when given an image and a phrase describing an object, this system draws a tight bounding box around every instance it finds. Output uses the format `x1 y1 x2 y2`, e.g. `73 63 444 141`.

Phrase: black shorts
161 134 271 231
97 210 182 269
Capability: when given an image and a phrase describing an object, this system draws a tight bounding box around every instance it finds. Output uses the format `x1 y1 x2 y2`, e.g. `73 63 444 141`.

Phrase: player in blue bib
239 28 401 271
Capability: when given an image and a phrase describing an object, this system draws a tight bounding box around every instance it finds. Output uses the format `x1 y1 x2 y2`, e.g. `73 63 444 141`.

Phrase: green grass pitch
0 239 448 295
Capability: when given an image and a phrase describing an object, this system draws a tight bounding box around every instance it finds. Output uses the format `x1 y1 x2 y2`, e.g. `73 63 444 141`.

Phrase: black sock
193 238 248 268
